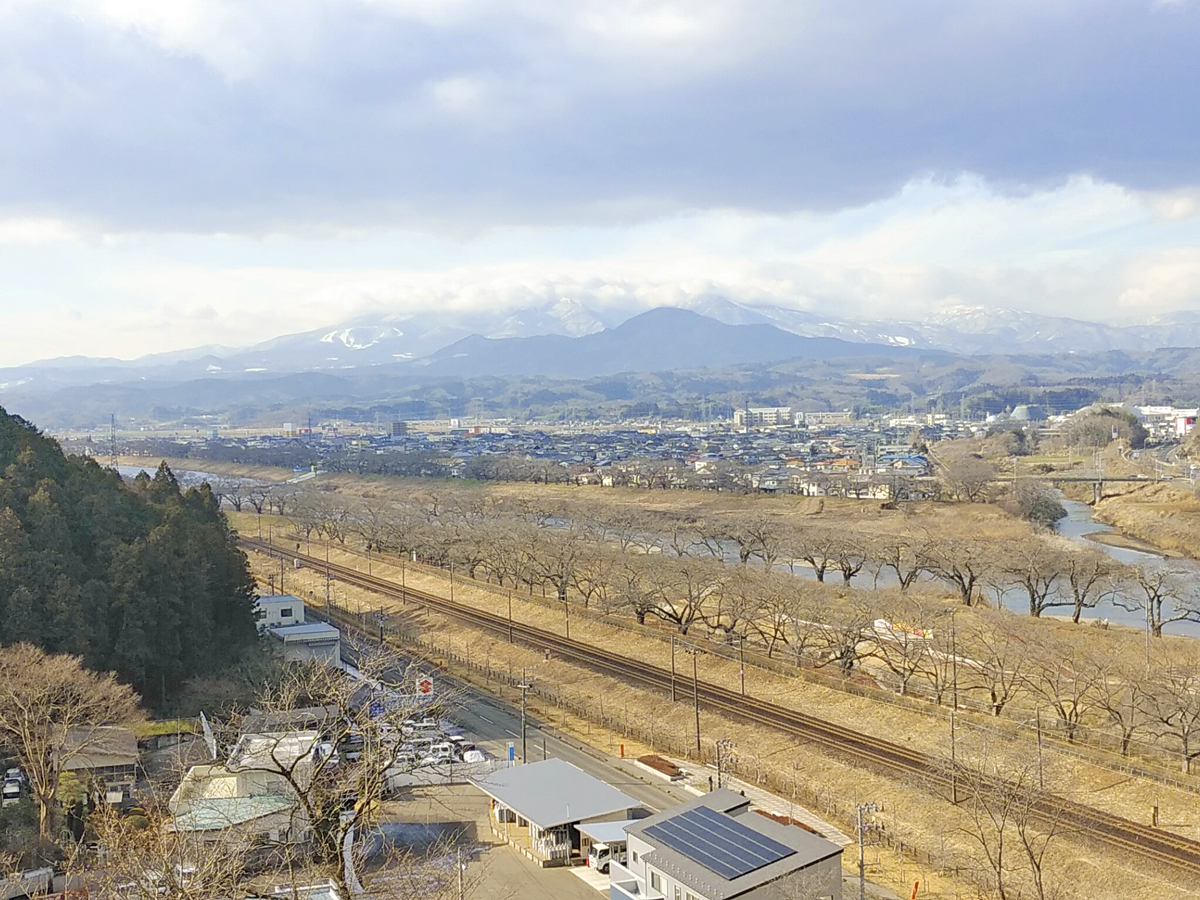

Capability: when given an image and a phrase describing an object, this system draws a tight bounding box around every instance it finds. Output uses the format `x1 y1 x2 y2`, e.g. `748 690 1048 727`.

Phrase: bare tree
1145 647 1200 773
1001 539 1066 618
1026 634 1104 743
920 535 995 606
1116 565 1200 637
865 593 935 696
0 645 142 838
963 612 1034 717
945 741 1067 900
940 453 996 503
1093 654 1155 757
872 535 927 592
1062 549 1120 624
787 528 839 583
217 648 464 899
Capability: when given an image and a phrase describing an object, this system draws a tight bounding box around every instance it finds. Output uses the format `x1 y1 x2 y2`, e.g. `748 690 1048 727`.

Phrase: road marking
477 714 495 724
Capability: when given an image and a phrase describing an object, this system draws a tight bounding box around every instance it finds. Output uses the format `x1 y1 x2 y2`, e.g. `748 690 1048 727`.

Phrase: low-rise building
471 758 640 867
60 726 138 805
269 622 342 665
256 594 306 631
168 731 322 847
611 789 842 900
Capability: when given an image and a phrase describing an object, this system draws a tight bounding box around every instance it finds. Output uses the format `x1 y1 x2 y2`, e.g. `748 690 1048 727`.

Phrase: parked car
2 780 23 807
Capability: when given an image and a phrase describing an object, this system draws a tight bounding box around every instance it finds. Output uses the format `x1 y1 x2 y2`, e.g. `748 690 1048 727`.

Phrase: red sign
417 677 434 696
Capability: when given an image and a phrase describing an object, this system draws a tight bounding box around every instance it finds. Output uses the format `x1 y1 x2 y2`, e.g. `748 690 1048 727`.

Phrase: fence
264 533 1200 796
316 597 1002 898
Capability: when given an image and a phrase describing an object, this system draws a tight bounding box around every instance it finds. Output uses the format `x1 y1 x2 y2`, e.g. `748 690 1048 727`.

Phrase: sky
2 0 1200 365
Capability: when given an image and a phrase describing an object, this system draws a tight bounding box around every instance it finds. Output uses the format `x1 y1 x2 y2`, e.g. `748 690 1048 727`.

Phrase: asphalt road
340 635 694 813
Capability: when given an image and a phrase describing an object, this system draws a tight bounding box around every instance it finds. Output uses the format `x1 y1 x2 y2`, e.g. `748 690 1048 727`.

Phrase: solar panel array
642 805 796 880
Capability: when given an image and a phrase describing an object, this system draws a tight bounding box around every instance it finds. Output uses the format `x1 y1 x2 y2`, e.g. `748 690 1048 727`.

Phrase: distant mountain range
4 298 1200 429
8 297 1200 393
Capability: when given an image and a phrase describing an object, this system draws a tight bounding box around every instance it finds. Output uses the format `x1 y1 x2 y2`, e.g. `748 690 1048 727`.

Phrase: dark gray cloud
0 1 1197 232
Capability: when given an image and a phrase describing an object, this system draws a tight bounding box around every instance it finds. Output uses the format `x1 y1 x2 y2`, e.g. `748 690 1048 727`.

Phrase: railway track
243 536 1200 876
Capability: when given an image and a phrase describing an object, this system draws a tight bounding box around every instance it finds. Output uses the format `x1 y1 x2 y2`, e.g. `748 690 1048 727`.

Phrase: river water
115 464 1197 637
116 465 253 487
1049 499 1200 638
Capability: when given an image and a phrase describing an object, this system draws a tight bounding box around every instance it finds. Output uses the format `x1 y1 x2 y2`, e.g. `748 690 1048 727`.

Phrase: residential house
610 789 842 900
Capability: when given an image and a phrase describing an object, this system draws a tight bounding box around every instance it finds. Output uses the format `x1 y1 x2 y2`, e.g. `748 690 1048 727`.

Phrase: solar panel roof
642 805 796 880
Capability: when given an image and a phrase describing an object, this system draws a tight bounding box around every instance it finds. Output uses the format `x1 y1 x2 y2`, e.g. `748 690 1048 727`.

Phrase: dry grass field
245 543 1200 900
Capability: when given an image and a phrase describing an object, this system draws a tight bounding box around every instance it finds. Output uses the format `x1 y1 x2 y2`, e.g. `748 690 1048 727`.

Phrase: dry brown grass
1093 482 1200 560
248 547 1200 900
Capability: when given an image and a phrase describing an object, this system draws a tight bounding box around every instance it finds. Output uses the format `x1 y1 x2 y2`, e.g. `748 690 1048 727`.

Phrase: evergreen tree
0 409 258 704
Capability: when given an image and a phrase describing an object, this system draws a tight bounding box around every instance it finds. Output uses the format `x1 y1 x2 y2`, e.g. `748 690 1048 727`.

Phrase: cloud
0 1 1198 233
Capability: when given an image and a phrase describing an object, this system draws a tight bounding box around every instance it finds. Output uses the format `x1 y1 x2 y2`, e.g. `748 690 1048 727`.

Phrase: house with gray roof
611 789 842 900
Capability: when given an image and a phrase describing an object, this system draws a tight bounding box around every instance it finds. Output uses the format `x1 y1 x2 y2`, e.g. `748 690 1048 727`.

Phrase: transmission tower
109 414 118 469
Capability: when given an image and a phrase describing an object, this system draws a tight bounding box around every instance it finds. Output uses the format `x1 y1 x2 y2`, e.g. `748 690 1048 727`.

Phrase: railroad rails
242 536 1200 876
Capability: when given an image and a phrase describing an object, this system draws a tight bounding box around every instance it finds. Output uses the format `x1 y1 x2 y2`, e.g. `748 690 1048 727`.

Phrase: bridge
993 471 1161 502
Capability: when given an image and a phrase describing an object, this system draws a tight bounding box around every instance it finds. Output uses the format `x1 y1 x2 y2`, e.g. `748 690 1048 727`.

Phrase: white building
256 594 305 631
734 407 793 428
611 790 842 900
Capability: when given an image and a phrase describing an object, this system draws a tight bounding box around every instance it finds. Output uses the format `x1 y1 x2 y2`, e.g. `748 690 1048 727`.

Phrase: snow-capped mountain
4 296 1200 398
685 299 1192 355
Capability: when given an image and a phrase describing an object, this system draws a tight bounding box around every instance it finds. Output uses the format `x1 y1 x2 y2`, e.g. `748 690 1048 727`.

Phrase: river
116 465 254 487
1050 498 1200 637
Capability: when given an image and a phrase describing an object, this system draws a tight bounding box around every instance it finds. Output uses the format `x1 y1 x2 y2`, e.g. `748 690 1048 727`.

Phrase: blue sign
507 742 515 762
369 699 385 719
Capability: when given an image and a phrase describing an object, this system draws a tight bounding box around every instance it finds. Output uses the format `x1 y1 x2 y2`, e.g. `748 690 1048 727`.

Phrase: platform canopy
470 758 637 830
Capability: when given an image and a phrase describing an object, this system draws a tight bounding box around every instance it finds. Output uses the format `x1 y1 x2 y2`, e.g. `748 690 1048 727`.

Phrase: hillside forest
0 407 259 705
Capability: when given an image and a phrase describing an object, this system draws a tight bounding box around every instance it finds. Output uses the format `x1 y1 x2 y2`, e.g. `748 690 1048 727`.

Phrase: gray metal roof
624 789 842 900
270 623 340 639
577 819 640 844
469 758 637 829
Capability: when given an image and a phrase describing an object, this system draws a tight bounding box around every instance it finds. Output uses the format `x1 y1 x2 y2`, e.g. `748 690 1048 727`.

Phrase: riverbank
1092 481 1200 561
1082 529 1180 557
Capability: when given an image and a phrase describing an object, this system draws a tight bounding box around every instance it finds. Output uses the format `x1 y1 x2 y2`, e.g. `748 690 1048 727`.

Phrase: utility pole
693 649 701 756
1036 706 1044 790
449 561 454 603
670 635 676 702
739 637 746 697
564 596 570 640
950 611 959 804
109 414 118 469
519 670 530 764
856 803 882 900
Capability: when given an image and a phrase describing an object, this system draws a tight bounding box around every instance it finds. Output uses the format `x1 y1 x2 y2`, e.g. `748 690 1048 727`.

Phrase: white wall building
256 594 305 630
611 790 842 900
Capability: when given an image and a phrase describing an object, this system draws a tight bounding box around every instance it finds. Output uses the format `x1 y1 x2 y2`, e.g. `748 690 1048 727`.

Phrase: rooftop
578 819 641 844
170 795 295 832
229 731 320 772
269 623 340 639
625 790 841 900
470 758 637 829
61 726 138 772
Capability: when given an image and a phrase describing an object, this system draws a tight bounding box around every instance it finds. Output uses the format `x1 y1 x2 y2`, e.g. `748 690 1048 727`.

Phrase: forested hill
0 407 258 705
